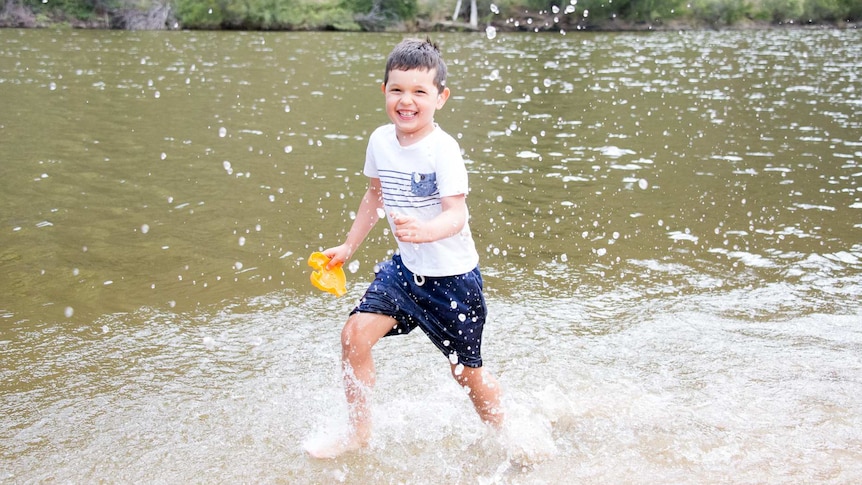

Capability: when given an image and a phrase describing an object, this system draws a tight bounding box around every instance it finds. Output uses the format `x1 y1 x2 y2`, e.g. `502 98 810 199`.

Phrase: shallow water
1 29 861 483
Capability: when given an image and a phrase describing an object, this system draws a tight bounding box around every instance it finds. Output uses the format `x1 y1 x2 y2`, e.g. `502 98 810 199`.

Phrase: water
1 29 861 483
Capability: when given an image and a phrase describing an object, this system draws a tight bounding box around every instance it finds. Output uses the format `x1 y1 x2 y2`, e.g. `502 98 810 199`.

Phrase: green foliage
20 0 120 20
801 0 854 21
280 1 359 29
689 0 752 24
172 0 360 29
758 0 803 22
843 0 862 20
340 0 418 21
5 0 859 28
515 0 686 25
174 0 227 27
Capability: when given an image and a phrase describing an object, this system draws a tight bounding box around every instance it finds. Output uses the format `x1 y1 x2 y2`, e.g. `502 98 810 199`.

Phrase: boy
306 38 504 459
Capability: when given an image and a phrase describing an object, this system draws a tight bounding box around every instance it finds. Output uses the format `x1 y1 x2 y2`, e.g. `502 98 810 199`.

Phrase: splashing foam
496 399 558 465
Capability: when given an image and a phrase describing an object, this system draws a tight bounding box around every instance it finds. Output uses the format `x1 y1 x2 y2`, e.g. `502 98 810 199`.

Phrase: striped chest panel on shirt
378 169 441 211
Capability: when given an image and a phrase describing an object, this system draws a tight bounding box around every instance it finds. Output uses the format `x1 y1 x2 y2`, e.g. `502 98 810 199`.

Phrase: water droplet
141 224 150 234
238 236 246 246
485 26 497 40
218 127 227 138
450 300 458 309
64 306 74 318
638 178 649 190
376 207 386 219
284 145 293 154
458 313 467 322
348 260 360 273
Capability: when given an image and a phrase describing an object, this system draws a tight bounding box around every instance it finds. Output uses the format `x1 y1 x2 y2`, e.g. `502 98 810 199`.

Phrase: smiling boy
305 38 504 459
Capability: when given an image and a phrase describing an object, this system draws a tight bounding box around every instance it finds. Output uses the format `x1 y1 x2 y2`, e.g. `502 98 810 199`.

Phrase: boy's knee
341 316 362 350
340 313 392 354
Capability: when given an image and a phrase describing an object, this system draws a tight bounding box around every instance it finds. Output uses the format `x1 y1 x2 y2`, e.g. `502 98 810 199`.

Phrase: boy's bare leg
452 364 504 427
306 312 396 459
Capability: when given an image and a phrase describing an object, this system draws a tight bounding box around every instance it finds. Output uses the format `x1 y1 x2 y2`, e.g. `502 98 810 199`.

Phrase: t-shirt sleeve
363 130 379 178
436 135 469 197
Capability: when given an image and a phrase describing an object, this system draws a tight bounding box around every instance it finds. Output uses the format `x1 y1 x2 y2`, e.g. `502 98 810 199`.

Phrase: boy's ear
381 82 386 93
436 86 451 108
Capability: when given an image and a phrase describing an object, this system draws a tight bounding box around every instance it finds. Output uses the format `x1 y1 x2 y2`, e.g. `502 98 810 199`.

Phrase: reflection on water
1 29 861 483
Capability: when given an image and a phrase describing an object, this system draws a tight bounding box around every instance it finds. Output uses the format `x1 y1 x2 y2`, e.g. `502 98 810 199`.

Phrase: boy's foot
303 435 367 459
496 415 557 464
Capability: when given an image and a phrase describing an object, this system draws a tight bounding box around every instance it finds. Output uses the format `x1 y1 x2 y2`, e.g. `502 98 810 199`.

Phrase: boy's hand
391 212 424 243
322 244 352 270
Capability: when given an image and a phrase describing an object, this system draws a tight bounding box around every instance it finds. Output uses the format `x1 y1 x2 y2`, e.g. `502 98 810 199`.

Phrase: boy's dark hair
384 37 448 92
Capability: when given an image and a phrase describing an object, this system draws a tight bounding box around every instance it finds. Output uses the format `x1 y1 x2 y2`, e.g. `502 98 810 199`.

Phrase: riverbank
1 1 858 32
425 14 860 33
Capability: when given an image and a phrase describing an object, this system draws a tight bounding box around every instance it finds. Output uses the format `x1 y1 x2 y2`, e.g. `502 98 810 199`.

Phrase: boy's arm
391 194 467 244
323 178 384 268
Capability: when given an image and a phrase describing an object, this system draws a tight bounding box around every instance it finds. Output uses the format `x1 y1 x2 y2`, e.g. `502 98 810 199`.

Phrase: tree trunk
469 0 477 26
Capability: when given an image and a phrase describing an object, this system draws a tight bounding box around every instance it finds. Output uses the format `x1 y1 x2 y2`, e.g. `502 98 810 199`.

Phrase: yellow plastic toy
308 252 347 297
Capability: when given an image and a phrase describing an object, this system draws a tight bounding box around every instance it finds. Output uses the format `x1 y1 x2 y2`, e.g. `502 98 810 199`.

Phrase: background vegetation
1 0 860 30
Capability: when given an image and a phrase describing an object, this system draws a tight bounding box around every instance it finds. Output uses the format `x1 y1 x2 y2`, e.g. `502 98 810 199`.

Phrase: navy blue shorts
351 253 487 368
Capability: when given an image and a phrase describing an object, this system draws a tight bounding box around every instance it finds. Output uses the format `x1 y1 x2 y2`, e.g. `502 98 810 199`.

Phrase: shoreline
1 22 858 33
1 6 859 32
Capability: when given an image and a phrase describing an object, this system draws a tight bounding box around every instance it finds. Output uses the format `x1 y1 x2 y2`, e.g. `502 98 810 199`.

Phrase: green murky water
1 29 861 483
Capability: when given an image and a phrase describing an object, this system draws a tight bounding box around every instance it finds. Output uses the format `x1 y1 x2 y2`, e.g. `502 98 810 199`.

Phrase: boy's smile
383 68 450 146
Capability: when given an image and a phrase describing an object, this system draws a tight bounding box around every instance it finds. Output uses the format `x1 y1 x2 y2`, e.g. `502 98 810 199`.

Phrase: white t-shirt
364 124 480 277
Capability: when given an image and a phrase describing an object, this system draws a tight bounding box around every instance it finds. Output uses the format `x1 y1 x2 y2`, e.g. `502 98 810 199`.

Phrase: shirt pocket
410 172 438 197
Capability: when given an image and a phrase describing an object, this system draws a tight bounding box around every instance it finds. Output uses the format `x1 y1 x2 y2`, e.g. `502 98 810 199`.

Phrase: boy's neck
396 123 436 147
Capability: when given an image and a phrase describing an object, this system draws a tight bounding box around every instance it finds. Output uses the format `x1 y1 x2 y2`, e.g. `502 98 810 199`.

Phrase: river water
1 28 861 483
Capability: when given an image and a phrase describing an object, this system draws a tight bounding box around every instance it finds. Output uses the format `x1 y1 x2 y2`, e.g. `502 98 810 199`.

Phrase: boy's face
382 68 450 145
